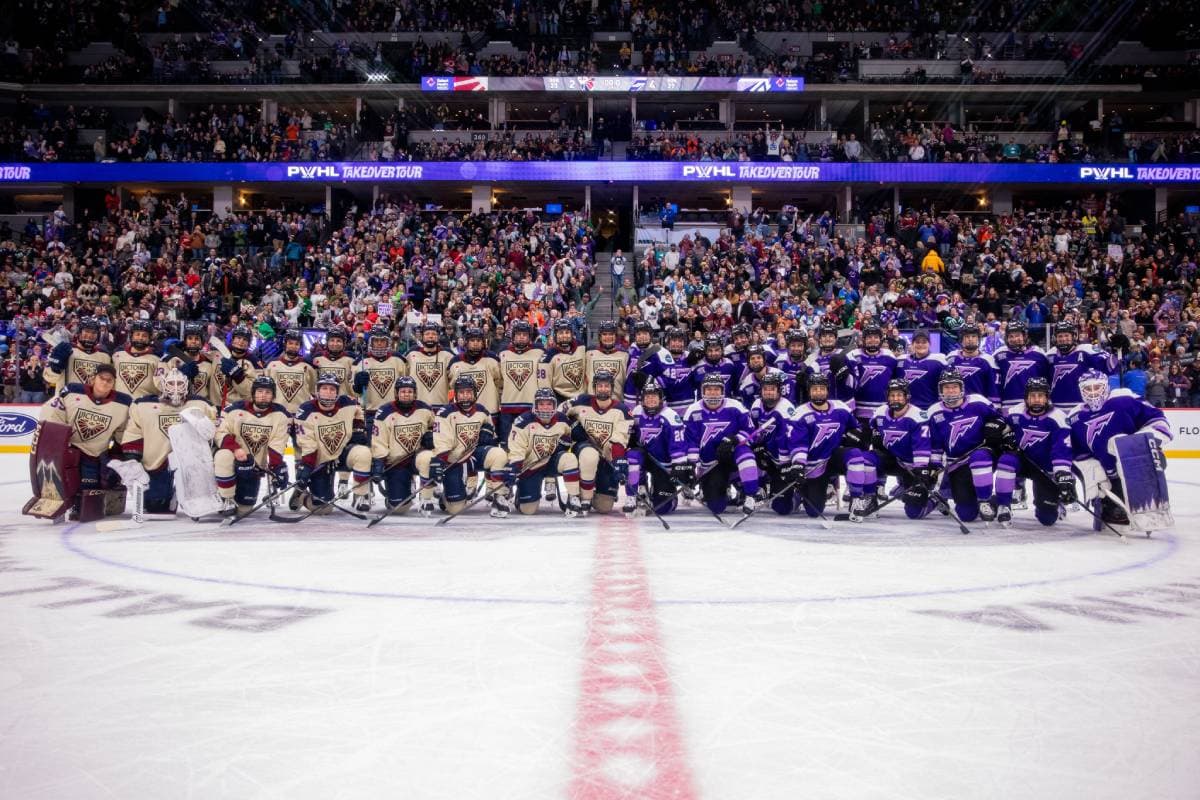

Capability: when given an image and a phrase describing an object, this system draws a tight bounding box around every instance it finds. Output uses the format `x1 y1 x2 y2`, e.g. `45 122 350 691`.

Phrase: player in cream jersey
415 376 511 517
497 320 546 442
120 368 214 513
585 321 630 404
505 388 581 516
44 316 113 394
370 376 436 511
112 320 161 399
352 329 408 439
264 329 316 414
211 326 259 407
405 322 454 407
447 327 503 416
562 371 634 514
540 320 588 402
158 322 217 399
295 373 373 513
311 327 356 397
214 376 291 514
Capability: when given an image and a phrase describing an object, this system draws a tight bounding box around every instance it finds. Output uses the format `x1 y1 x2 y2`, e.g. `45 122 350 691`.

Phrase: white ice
0 451 1198 799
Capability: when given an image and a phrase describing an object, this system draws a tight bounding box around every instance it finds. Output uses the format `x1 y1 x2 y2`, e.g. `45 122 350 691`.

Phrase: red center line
569 517 698 799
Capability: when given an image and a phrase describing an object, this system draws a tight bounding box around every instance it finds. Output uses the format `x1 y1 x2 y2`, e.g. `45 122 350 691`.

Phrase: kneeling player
789 373 865 518
507 388 581 516
416 376 511 517
564 371 633 515
993 378 1075 527
626 379 690 516
927 370 1007 522
748 373 801 515
214 376 290 514
371 377 435 512
683 373 759 516
859 378 935 521
294 373 373 513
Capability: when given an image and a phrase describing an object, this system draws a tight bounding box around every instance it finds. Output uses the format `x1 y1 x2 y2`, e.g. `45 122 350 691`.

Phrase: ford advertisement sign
0 411 38 437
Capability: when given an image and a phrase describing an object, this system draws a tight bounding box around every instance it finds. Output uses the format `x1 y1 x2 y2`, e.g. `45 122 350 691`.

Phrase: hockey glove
784 461 807 483
841 425 866 449
271 462 289 489
219 357 245 383
353 370 370 394
715 438 735 462
670 462 694 486
1055 471 1077 504
371 458 386 482
178 359 200 381
427 458 446 484
983 418 1016 452
913 467 938 487
612 455 629 484
349 427 368 447
48 341 74 372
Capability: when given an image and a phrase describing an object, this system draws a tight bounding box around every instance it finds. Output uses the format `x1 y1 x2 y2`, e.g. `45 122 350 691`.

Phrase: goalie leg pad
1112 433 1173 531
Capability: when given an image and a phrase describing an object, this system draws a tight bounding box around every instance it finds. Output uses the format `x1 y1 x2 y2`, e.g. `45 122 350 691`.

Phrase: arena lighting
365 72 391 83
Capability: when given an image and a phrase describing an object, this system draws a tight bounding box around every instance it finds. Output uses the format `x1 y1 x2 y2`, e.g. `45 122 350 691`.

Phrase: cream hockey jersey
215 401 291 469
498 346 545 414
540 345 588 401
447 353 503 415
265 356 316 413
429 405 499 465
585 348 631 402
506 412 572 474
44 346 113 394
371 401 436 467
358 356 409 412
295 397 366 468
41 382 132 457
406 348 454 407
563 395 633 460
311 354 357 397
112 349 162 399
121 396 214 470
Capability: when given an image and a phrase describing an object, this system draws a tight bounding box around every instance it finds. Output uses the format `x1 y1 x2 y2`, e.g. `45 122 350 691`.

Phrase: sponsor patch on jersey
505 360 534 391
392 422 425 454
582 418 614 449
368 368 396 399
118 361 153 394
318 422 347 455
455 421 482 451
275 370 307 404
157 413 182 437
560 358 585 390
241 422 271 455
73 409 112 442
414 360 444 392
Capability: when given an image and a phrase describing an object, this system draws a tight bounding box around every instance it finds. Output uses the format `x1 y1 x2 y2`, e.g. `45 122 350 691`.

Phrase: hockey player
992 377 1074 527
1047 321 1114 414
448 327 502 417
897 330 946 410
213 376 290 515
159 322 216 399
736 344 783 409
748 372 801 515
682 373 759 516
724 323 756 384
625 378 690 515
540 320 588 403
38 363 131 520
294 373 373 513
353 329 408 440
690 334 740 397
506 388 582 516
120 368 214 514
946 324 999 405
212 326 259 407
312 327 357 397
497 320 545 442
44 316 112 393
113 320 161 399
789 373 866 518
926 370 1009 522
774 329 811 404
859 378 935 521
265 329 316 414
415 375 511 517
627 320 655 365
628 326 685 409
563 371 634 515
804 323 855 404
370 376 436 512
586 321 630 404
994 321 1050 411
1069 369 1173 526
405 322 453 407
848 322 898 431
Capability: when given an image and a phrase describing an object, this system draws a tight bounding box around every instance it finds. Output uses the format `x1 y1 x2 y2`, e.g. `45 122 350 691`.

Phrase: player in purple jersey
896 330 946 410
724 323 754 384
690 334 740 398
737 344 784 408
682 373 759 515
1069 370 1172 525
773 329 811 404
927 369 1010 522
748 373 802 515
855 379 935 521
788 373 869 518
623 321 657 398
992 378 1075 527
804 323 856 405
848 322 899 430
946 324 999 404
993 321 1051 411
1047 322 1115 414
624 379 690 515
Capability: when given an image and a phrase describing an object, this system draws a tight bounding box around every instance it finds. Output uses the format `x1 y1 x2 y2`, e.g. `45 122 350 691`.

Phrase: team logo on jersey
531 433 561 462
72 358 101 384
456 421 482 451
810 422 842 452
317 363 349 386
505 360 534 391
73 409 111 442
1084 412 1114 450
882 427 909 448
903 368 928 384
953 364 980 381
948 417 977 451
582 418 614 448
1004 359 1038 383
191 371 209 396
1052 362 1076 389
318 422 347 454
560 359 585 390
1019 428 1050 450
368 368 396 399
459 369 486 392
275 371 306 403
699 421 729 449
592 359 624 381
241 423 271 455
414 360 444 392
392 422 424 454
118 361 152 394
157 413 182 437
859 364 890 386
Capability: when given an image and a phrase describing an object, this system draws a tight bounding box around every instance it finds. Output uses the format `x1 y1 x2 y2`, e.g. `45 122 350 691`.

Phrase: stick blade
95 519 142 533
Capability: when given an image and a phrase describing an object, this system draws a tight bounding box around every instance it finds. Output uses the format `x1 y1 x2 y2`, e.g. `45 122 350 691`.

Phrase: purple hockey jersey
927 394 1002 464
869 404 931 468
993 345 1051 409
1048 345 1115 410
682 398 755 465
897 352 947 410
1005 404 1072 473
632 404 689 466
790 399 857 470
1067 389 1172 474
945 351 999 405
847 347 898 420
749 397 799 465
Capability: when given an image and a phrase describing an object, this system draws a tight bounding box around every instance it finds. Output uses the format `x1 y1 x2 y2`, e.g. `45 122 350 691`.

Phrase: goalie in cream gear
119 368 215 514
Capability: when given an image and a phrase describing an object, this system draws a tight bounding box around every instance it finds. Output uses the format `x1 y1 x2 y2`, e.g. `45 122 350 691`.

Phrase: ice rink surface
1 451 1199 799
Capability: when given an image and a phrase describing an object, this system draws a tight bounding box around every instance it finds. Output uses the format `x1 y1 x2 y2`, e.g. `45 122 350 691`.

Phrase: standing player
994 321 1050 412
353 328 408 441
371 376 436 513
294 373 373 513
847 322 898 433
736 344 782 409
563 371 634 515
405 322 454 408
265 329 316 415
690 334 740 397
497 320 545 442
44 317 112 393
540 320 588 403
992 378 1074 527
1047 321 1114 414
113 320 161 399
313 326 357 398
724 323 756 384
586 321 630 404
212 326 259 407
506 388 582 516
624 378 690 515
682 373 759 516
897 330 946 411
926 370 1009 522
804 323 855 404
946 324 999 405
789 373 865 518
213 376 290 515
858 378 934 521
774 329 811 404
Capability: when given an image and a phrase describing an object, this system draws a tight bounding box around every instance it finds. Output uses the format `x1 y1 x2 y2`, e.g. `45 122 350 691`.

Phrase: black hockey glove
1055 471 1077 504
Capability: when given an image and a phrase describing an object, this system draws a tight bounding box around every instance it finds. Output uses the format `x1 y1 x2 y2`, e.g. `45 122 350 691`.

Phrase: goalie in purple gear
927 369 1008 522
1068 369 1172 527
682 372 759 515
748 372 802 515
857 378 935 522
624 378 690 516
788 372 868 518
992 377 1075 527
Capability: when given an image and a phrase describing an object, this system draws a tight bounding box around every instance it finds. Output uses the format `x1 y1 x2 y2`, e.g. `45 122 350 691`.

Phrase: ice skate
995 504 1012 528
979 500 997 522
489 491 512 519
564 496 584 518
849 495 878 523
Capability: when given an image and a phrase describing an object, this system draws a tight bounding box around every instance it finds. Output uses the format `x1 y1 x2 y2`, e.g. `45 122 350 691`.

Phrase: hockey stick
834 492 901 522
222 477 296 526
634 451 680 530
729 478 800 529
435 485 501 526
270 480 362 523
1015 453 1128 542
95 483 150 532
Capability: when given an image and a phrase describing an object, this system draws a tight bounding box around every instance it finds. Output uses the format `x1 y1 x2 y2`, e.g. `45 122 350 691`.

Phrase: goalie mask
160 368 189 407
1079 369 1110 412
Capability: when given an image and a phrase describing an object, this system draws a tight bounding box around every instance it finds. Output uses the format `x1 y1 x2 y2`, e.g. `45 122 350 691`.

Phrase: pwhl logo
0 412 36 436
1079 167 1134 181
286 165 340 179
682 165 735 179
